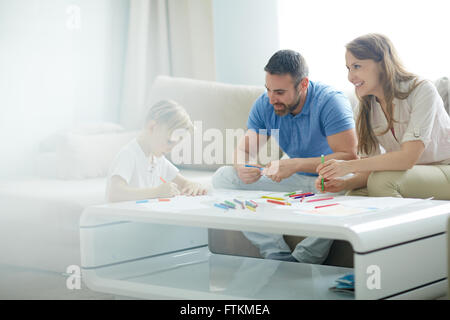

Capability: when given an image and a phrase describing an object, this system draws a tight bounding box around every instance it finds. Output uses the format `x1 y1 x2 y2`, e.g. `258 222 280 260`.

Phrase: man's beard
273 93 302 116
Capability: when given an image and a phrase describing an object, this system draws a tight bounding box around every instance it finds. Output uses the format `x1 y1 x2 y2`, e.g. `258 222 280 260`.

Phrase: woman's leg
367 165 450 200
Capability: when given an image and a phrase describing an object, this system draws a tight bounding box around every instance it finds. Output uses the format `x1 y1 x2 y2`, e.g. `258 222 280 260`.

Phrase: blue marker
245 164 263 170
214 203 229 210
136 200 149 204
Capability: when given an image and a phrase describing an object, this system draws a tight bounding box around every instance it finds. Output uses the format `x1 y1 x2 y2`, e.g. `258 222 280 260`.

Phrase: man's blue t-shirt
247 80 355 176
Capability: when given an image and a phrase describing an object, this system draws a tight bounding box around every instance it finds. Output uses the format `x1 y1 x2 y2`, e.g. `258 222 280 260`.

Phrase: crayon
307 197 334 203
267 199 291 206
315 203 339 209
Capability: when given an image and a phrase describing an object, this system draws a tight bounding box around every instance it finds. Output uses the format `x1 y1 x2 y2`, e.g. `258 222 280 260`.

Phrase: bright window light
278 0 450 92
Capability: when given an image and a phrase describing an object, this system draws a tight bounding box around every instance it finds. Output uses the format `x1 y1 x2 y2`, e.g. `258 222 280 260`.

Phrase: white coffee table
80 191 450 299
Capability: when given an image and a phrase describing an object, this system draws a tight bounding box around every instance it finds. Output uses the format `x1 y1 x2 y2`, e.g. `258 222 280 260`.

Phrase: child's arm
107 175 180 202
172 174 208 196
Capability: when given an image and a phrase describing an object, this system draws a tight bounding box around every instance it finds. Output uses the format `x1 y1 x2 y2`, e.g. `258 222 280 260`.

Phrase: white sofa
0 76 268 275
0 75 448 275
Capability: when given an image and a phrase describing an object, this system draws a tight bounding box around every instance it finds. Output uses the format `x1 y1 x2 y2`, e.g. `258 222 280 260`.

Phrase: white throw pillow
40 122 125 152
55 131 138 179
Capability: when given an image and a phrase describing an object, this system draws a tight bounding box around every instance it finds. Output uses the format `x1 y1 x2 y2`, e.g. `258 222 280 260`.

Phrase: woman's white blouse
368 79 450 164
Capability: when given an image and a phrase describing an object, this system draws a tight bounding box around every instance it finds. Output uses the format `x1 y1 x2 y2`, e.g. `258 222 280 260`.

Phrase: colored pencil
315 203 339 209
214 203 228 210
267 199 291 206
262 196 285 201
321 155 325 191
307 197 334 203
289 192 314 198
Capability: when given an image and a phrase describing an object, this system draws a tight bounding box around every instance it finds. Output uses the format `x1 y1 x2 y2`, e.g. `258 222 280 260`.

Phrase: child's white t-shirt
106 138 179 193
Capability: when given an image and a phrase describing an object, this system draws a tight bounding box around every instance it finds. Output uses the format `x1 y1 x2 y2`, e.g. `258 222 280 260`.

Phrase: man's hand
262 159 297 183
235 164 263 184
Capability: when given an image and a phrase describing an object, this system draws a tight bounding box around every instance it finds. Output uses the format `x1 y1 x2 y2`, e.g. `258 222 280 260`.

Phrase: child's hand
181 182 208 196
154 182 180 198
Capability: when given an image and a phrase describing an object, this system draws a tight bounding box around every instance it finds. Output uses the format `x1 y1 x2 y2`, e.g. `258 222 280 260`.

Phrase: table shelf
82 246 354 300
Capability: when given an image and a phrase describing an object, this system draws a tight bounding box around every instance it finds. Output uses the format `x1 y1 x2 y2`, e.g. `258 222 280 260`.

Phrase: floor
0 264 116 300
1 264 447 300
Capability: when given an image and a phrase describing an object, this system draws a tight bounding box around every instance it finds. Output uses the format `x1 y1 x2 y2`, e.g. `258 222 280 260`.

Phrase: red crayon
307 197 334 203
315 203 339 209
267 199 291 206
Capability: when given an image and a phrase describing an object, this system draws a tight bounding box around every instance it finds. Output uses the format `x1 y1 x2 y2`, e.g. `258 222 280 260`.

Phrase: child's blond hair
145 100 194 134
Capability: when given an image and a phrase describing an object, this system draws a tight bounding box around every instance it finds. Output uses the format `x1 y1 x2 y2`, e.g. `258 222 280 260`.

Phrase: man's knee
212 166 239 189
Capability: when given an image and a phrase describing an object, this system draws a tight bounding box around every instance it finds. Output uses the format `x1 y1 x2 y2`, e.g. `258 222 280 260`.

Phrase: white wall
212 0 279 86
0 0 129 178
278 0 450 92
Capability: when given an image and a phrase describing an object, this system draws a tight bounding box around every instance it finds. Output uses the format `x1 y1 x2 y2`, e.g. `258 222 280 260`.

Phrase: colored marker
246 205 256 212
224 200 236 209
245 200 257 208
245 164 263 170
136 199 149 204
321 155 325 191
284 191 298 196
158 198 170 202
214 203 229 210
249 200 258 208
315 203 339 209
221 202 235 209
233 199 245 209
289 192 314 198
307 197 334 203
267 199 291 206
160 176 167 183
261 196 285 201
293 193 315 199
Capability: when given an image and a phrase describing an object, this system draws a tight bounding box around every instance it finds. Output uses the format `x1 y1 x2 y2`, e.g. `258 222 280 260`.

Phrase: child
106 100 208 202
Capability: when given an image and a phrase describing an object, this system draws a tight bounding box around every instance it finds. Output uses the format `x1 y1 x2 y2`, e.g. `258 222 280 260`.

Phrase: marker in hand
321 155 325 191
245 164 263 170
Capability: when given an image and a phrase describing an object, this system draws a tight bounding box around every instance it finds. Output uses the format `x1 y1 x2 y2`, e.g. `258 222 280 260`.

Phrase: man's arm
264 128 358 182
294 128 358 173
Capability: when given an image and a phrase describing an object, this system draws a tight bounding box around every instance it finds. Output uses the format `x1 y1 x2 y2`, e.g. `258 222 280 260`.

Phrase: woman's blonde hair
346 33 422 155
145 100 194 134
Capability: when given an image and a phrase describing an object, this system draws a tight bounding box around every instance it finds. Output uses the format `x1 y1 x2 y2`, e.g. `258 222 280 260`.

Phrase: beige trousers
346 165 450 200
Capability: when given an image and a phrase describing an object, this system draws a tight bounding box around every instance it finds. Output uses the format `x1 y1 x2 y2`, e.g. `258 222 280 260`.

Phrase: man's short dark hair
264 50 309 86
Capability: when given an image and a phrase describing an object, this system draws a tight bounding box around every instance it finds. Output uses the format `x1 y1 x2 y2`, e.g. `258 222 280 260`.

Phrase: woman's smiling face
345 50 384 99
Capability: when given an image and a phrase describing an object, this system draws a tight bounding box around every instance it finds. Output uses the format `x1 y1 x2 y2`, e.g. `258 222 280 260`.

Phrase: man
212 49 358 264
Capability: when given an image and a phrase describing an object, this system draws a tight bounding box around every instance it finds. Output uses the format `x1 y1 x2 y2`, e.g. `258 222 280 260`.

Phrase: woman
315 33 450 199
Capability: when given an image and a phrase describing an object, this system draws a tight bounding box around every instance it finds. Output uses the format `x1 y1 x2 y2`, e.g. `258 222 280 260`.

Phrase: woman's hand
314 176 347 193
316 159 354 179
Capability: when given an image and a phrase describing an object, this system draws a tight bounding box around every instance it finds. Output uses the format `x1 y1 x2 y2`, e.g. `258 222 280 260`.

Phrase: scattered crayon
307 197 334 203
315 203 339 209
262 196 285 201
214 203 229 210
267 199 291 206
245 205 256 212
